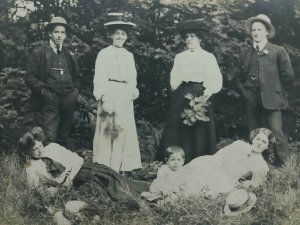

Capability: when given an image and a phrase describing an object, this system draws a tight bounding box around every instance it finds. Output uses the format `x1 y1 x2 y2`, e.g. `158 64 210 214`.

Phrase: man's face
251 21 269 43
49 25 66 46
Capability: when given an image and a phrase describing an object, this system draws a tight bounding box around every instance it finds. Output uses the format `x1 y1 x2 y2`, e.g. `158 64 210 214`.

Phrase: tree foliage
1 0 300 150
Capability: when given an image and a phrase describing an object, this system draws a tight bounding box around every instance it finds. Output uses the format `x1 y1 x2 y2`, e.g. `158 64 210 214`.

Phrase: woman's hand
102 95 114 114
241 180 252 189
203 90 212 101
45 187 59 197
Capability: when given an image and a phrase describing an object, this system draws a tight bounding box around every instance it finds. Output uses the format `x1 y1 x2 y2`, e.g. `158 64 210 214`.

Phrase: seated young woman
145 128 276 201
18 127 149 204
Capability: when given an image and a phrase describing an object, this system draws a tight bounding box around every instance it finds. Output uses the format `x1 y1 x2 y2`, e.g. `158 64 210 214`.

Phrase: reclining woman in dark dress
18 127 150 205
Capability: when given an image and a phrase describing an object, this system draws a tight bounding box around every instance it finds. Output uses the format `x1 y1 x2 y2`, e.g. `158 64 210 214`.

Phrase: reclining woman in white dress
145 128 275 200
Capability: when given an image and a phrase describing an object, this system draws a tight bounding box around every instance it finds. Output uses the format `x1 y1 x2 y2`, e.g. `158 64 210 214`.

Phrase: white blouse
93 45 139 101
26 143 84 188
170 48 223 96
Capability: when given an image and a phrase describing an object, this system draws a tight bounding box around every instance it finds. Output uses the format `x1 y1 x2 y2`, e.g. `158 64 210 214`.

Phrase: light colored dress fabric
26 143 84 188
180 140 269 197
93 45 142 172
152 141 269 199
170 47 223 95
150 165 183 195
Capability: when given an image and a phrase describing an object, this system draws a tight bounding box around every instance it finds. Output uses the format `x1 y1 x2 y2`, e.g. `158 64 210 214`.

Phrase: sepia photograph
0 0 299 224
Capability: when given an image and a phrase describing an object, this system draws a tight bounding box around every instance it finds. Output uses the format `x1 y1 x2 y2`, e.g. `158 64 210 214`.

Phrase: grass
0 145 299 225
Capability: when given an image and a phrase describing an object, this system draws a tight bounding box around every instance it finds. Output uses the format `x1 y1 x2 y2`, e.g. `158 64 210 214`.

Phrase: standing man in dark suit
25 17 80 146
234 14 294 163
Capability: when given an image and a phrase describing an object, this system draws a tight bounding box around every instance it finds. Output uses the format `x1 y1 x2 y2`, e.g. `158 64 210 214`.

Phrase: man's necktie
255 45 260 53
56 47 61 55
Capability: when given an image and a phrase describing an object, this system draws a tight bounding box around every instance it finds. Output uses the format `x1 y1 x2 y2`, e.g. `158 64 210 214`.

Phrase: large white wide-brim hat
224 189 257 216
245 14 276 39
104 12 136 28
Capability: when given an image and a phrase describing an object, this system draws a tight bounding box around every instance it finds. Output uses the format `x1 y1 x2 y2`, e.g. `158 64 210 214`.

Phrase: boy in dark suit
235 14 294 163
25 17 80 146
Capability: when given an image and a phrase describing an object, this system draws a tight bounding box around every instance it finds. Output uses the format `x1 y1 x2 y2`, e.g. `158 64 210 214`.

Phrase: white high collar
253 39 268 51
50 40 62 54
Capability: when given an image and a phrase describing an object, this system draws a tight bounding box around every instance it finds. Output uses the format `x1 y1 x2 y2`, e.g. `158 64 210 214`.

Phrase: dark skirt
73 162 150 202
156 82 217 163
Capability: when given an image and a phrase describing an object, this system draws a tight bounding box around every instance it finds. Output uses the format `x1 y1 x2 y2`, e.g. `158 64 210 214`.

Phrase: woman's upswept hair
106 25 131 35
30 126 45 142
164 145 185 162
249 128 282 166
249 128 276 147
18 132 36 154
17 127 45 154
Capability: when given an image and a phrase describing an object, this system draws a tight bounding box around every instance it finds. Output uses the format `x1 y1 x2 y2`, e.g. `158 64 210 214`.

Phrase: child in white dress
142 146 185 201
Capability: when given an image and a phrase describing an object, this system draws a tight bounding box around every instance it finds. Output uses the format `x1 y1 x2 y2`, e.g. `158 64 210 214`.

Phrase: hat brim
45 23 70 32
224 192 257 216
245 17 275 39
104 21 136 27
54 211 71 225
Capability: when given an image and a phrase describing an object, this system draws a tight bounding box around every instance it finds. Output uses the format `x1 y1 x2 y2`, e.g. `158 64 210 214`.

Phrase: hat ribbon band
228 197 250 212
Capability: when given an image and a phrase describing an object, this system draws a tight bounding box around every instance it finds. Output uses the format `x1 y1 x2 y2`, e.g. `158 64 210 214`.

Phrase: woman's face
30 140 43 158
251 132 269 153
185 33 201 50
111 29 127 48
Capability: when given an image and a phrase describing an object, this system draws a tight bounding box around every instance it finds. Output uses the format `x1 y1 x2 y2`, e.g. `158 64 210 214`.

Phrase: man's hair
251 20 270 32
47 24 67 34
164 145 185 162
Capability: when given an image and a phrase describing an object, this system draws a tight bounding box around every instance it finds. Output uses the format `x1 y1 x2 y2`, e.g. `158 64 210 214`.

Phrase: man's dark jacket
235 42 294 110
25 44 80 110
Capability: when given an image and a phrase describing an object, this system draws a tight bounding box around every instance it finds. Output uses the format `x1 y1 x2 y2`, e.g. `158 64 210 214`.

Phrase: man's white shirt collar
253 39 268 51
50 40 62 54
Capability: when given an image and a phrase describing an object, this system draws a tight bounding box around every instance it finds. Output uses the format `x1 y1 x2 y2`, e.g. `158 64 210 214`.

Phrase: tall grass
0 148 299 225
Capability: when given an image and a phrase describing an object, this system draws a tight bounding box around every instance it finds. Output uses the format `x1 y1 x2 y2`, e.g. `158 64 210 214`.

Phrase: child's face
166 152 184 171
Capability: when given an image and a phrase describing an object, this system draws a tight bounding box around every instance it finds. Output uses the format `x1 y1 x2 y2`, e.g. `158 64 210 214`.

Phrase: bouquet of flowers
181 93 210 126
99 111 123 140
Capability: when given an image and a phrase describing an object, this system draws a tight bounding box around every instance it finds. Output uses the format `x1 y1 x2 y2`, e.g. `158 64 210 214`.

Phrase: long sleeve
127 53 139 100
202 53 223 96
93 49 111 101
26 160 50 188
278 46 294 86
170 55 182 90
248 155 269 188
25 49 47 94
43 143 84 177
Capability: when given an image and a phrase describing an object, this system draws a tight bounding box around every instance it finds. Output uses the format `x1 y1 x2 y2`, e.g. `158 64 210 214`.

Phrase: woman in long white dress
93 13 141 173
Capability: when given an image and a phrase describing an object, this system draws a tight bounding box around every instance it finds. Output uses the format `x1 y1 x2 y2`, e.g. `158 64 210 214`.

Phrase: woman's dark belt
108 78 128 84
